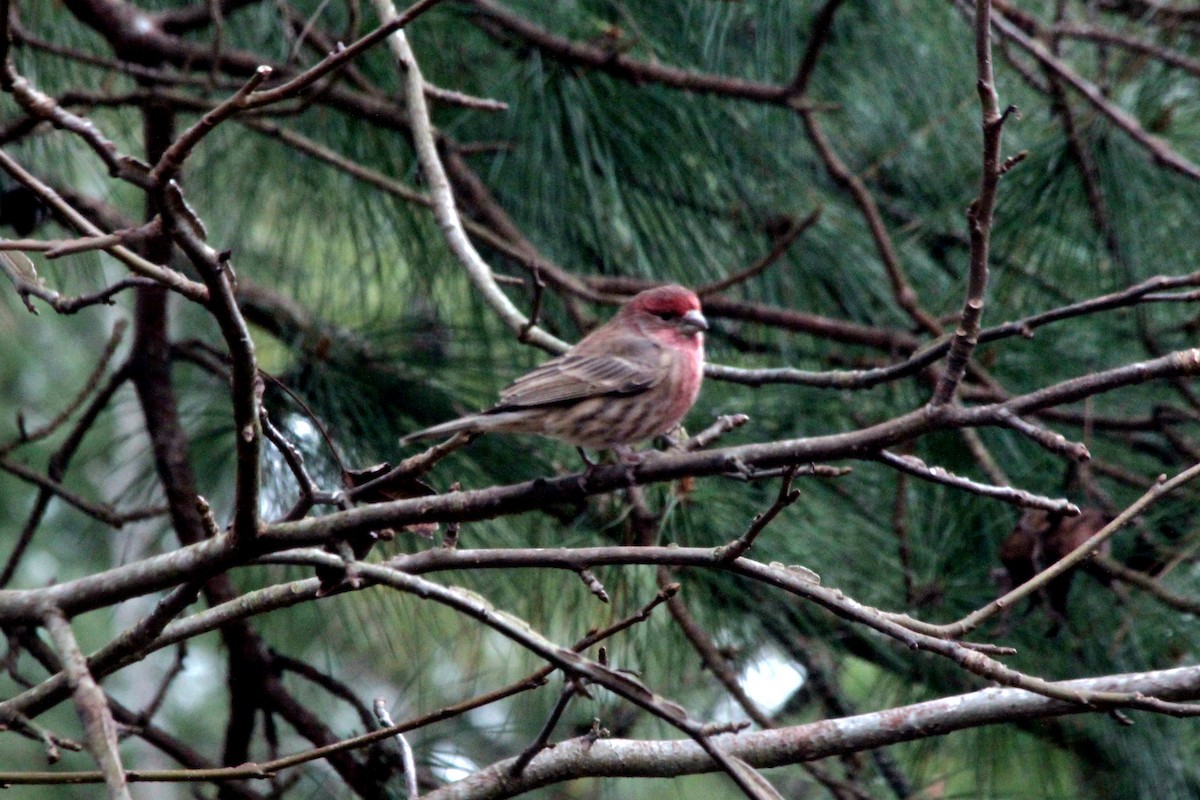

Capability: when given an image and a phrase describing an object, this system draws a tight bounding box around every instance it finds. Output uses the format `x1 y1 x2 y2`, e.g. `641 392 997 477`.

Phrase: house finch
400 284 707 450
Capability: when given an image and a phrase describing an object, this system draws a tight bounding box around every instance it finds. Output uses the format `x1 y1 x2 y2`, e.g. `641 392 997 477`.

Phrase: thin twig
348 431 475 500
657 569 771 730
875 451 1078 514
0 320 127 457
373 700 418 800
41 607 132 800
149 65 274 186
958 427 1010 487
716 466 802 560
422 80 508 111
134 644 188 726
696 207 821 297
682 414 751 451
995 408 1090 461
0 217 162 259
930 0 1010 404
4 711 84 762
0 251 157 314
1050 22 1200 78
890 469 915 605
509 685 577 776
1093 554 1200 616
275 651 377 731
0 456 130 527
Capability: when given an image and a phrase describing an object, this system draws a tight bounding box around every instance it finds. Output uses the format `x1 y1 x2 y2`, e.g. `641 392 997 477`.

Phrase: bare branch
467 0 800 106
995 408 1090 461
716 466 802 560
696 208 821 297
0 320 127 457
876 450 1077 514
987 3 1200 183
1093 554 1200 616
41 608 132 800
375 0 567 354
373 700 418 800
0 150 206 300
416 665 1200 800
888 459 1200 638
1050 22 1200 78
682 414 751 451
931 0 1010 404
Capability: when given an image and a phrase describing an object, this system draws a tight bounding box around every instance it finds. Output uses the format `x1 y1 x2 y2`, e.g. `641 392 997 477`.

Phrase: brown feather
495 347 664 410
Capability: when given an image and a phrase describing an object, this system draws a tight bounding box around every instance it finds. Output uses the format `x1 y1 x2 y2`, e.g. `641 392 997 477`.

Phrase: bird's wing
496 349 664 409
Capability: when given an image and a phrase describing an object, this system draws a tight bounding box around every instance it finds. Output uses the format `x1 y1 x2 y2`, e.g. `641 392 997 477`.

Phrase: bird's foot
720 454 753 480
613 445 642 488
573 447 643 491
575 448 600 492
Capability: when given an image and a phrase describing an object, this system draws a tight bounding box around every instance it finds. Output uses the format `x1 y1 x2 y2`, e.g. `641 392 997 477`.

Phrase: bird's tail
399 410 535 447
398 416 484 446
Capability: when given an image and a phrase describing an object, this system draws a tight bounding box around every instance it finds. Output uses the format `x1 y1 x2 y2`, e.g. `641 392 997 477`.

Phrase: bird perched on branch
400 284 707 452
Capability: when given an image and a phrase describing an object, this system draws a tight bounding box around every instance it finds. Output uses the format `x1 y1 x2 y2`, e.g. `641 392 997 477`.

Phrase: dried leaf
344 461 439 535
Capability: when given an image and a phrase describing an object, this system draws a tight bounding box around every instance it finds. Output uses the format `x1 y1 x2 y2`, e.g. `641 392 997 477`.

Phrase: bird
400 284 707 452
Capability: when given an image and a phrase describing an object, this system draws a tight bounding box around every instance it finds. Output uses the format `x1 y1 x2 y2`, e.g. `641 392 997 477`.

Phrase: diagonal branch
0 150 207 300
41 608 132 800
875 450 1076 514
791 0 942 337
987 2 1200 183
467 0 797 105
886 459 1200 638
375 0 567 354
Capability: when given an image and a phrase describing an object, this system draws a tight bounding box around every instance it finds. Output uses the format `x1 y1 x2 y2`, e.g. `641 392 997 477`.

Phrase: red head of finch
400 284 707 450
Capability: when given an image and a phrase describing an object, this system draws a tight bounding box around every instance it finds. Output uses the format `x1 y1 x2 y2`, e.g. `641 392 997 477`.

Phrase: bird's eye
653 310 677 320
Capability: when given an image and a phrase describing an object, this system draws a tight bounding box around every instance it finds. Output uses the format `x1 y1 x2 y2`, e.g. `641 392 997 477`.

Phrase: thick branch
2 346 1199 624
420 665 1200 800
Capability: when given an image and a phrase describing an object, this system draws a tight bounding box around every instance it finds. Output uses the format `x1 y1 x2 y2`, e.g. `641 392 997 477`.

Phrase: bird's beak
680 309 708 333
